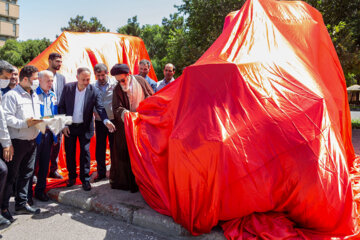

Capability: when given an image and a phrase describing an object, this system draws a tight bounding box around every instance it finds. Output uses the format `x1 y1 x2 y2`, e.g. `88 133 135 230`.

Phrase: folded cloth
35 114 73 135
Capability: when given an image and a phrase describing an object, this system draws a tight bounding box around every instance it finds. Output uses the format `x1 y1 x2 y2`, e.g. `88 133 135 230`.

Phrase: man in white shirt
156 63 176 92
58 67 115 191
1 66 43 222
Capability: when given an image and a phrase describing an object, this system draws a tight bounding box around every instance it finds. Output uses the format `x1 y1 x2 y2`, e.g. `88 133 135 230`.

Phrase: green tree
304 0 360 85
0 38 51 67
61 15 109 32
117 16 141 36
0 39 24 66
172 0 247 70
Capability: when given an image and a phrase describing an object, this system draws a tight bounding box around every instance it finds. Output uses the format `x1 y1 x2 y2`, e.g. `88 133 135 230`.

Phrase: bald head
163 63 175 82
39 70 54 93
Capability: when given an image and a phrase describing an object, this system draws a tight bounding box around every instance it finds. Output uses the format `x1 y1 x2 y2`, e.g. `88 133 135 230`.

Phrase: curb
47 181 226 240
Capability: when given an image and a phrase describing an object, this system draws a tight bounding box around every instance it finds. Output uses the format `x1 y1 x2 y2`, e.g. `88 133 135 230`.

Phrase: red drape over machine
27 32 156 189
125 0 359 238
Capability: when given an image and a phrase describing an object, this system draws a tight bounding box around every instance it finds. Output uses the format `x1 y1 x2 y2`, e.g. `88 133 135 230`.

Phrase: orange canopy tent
27 31 156 189
125 0 359 239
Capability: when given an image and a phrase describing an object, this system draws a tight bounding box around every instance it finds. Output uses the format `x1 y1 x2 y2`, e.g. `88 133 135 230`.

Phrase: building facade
0 0 19 46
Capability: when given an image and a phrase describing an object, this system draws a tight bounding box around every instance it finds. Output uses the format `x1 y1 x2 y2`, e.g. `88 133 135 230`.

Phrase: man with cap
110 63 153 192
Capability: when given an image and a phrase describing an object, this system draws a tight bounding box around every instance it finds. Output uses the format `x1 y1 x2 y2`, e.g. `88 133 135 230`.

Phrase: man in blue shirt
137 59 157 92
28 70 58 202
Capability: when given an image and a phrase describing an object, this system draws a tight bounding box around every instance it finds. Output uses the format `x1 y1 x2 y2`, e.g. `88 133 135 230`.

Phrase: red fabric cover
27 32 155 190
28 31 157 83
125 0 359 238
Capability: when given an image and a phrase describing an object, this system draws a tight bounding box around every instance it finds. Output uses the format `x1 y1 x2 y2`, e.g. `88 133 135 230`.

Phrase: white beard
120 77 131 92
120 83 130 92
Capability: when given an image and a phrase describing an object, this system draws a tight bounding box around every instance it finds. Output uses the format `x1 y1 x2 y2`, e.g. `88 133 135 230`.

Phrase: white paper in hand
35 115 73 135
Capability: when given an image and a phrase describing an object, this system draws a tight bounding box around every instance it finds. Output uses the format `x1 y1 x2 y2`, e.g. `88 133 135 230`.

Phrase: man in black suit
58 67 115 191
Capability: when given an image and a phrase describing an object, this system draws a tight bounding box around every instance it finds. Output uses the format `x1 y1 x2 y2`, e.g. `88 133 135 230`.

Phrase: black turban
110 64 130 76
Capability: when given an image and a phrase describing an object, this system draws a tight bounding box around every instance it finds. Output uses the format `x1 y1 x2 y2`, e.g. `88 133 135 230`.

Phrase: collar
36 86 51 96
16 84 34 96
95 77 110 88
163 78 174 85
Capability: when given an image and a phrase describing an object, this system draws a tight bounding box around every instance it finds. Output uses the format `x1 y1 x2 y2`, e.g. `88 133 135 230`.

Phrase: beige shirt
2 85 41 140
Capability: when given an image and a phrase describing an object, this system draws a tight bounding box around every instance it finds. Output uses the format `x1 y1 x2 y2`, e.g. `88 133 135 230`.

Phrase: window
5 3 9 14
13 24 16 35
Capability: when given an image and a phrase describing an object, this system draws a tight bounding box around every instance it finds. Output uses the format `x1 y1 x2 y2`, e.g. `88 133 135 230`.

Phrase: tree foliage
117 16 141 37
0 38 51 67
57 1 359 85
304 0 360 85
61 15 109 32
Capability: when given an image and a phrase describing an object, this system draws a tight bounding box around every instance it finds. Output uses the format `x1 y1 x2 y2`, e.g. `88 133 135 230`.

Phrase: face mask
31 80 39 91
0 79 10 89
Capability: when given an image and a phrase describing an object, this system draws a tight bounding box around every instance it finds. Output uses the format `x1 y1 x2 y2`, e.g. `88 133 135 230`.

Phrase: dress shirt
0 93 11 147
72 86 87 123
93 77 116 121
156 78 175 92
136 74 157 93
2 85 41 140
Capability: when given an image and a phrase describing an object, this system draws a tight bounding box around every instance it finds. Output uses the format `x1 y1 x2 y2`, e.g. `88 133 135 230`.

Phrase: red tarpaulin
125 0 359 238
27 31 156 189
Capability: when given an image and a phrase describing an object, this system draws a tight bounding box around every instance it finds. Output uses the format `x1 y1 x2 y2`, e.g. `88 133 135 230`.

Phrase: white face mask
0 79 10 89
31 80 39 91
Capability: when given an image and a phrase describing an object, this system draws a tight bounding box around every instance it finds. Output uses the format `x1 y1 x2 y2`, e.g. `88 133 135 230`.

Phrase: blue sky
18 0 183 41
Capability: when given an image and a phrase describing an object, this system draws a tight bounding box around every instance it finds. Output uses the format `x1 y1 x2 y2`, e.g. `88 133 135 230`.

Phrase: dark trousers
1 139 36 210
49 134 61 174
28 130 54 198
64 124 91 183
0 148 8 206
95 120 114 177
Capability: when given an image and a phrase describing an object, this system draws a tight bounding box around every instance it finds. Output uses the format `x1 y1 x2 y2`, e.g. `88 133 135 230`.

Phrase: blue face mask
0 79 10 89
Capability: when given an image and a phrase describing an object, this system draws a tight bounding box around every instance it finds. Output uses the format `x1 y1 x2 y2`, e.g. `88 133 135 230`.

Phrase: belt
72 122 84 127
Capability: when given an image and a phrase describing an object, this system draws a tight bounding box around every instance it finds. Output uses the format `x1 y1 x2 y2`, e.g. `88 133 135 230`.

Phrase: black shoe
49 171 63 179
94 175 106 182
35 192 49 202
82 181 91 191
1 209 15 223
66 178 76 187
28 197 34 206
0 215 11 226
15 204 40 215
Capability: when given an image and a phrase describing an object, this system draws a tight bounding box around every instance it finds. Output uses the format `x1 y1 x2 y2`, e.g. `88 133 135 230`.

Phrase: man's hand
26 117 43 127
94 112 100 119
62 126 70 137
3 145 14 162
105 121 116 133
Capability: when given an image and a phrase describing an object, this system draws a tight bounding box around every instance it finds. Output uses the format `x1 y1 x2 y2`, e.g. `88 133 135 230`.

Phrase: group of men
0 53 176 226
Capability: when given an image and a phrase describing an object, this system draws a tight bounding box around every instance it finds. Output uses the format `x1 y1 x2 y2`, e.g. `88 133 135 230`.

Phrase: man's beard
53 65 61 70
120 79 130 92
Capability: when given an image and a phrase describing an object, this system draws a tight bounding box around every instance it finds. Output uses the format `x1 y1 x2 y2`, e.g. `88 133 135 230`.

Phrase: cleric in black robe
110 64 153 192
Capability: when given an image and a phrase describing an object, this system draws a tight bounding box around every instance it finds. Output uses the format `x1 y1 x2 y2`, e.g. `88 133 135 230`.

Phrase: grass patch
353 119 360 129
350 104 360 111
